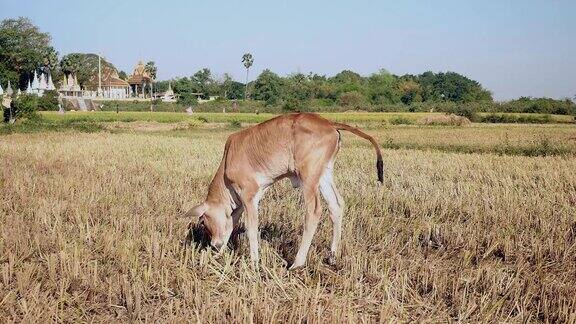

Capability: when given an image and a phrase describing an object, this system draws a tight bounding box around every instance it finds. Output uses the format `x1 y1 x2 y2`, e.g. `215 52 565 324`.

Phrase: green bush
312 98 335 107
443 104 478 122
480 113 553 124
497 97 575 115
177 92 198 108
282 98 303 112
264 97 278 106
13 94 39 119
338 91 367 109
38 90 59 111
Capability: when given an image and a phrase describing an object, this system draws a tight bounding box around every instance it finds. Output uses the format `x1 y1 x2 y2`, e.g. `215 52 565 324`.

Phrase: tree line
155 68 493 106
250 69 492 107
155 68 574 115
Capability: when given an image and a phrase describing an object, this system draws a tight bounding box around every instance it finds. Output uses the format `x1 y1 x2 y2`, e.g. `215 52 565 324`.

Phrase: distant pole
97 53 102 97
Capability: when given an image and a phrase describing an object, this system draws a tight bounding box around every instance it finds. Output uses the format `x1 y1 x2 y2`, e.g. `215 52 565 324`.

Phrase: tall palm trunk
244 68 249 100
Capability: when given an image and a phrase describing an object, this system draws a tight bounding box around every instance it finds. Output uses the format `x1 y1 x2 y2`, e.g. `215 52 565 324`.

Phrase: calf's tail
331 122 384 183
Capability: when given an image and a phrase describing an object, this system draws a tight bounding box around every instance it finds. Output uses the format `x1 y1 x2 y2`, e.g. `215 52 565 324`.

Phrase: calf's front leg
244 202 259 264
237 184 261 266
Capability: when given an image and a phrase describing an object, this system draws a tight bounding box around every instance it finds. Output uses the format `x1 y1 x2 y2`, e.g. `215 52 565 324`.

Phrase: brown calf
186 113 383 268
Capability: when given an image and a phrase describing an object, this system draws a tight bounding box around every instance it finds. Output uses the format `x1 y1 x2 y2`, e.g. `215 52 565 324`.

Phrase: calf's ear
180 201 207 218
188 202 208 218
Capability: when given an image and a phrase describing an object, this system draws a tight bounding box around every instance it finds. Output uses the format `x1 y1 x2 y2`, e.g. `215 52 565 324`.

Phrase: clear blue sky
1 0 575 100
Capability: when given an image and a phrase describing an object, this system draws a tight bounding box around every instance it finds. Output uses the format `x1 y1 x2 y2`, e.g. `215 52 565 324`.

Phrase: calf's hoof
324 252 336 267
288 262 306 271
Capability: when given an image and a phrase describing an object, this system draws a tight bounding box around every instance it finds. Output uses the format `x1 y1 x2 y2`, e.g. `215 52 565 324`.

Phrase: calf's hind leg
319 167 344 265
290 186 323 269
290 133 340 269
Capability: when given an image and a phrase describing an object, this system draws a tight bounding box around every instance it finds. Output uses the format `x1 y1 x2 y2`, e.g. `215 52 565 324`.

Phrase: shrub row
93 99 576 116
479 113 555 124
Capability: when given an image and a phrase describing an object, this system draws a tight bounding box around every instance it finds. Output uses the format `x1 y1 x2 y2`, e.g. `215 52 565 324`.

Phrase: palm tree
242 53 254 100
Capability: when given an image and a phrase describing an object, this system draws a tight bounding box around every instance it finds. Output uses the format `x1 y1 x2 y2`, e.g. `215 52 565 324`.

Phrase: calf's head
189 201 233 251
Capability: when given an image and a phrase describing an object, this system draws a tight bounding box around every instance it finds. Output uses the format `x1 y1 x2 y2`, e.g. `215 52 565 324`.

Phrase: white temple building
152 82 183 102
127 61 152 98
84 68 130 99
2 59 154 103
59 73 83 97
47 74 55 90
162 82 176 102
27 70 56 97
31 71 39 91
39 73 47 95
6 81 13 97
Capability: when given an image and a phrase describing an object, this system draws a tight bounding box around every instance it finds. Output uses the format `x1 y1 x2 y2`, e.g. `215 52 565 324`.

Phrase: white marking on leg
319 163 344 257
254 172 273 188
252 187 265 210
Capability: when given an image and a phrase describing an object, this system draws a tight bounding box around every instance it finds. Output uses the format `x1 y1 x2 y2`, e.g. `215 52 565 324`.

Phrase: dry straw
0 127 575 322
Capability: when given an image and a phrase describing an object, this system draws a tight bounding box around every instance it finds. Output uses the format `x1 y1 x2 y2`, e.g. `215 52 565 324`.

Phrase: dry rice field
1 121 575 322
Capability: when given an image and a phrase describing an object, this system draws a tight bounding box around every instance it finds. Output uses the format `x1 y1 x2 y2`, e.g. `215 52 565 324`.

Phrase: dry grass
370 124 576 155
1 126 576 322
